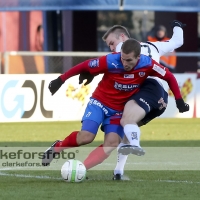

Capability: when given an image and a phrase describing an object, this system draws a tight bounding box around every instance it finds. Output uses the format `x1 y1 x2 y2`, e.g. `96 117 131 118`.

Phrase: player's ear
120 33 126 41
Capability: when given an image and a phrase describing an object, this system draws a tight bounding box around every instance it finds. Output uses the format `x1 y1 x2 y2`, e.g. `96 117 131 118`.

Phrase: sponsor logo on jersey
153 64 166 76
89 59 99 68
124 74 134 78
114 82 139 91
139 98 150 111
111 63 119 68
138 72 145 77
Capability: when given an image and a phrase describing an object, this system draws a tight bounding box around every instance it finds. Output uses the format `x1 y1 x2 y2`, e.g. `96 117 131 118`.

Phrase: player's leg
83 129 122 171
119 99 146 155
103 124 124 158
83 113 123 171
104 130 124 180
119 79 168 155
104 116 127 180
113 135 129 180
42 98 104 166
114 81 168 177
42 122 98 166
114 100 146 174
113 118 153 178
84 113 128 179
55 121 98 152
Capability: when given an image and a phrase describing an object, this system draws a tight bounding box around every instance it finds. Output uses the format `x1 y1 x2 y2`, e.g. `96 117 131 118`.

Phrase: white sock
114 143 128 175
124 124 141 147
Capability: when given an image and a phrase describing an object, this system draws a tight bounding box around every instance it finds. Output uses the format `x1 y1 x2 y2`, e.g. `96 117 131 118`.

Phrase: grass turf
0 118 200 200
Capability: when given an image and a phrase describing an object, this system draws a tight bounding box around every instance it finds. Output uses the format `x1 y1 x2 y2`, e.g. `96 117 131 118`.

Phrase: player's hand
175 98 189 113
170 20 186 29
48 76 64 95
79 72 94 86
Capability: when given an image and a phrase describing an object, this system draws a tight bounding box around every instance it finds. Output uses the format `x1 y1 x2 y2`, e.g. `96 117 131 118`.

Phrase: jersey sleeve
151 27 183 56
149 60 182 99
87 56 108 75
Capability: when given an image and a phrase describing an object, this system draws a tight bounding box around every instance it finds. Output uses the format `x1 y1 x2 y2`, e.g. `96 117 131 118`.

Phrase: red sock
83 144 109 170
55 131 79 152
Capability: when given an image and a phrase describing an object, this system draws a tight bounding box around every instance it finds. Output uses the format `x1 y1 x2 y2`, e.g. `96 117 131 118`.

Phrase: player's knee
77 131 95 145
120 116 129 127
121 112 144 127
103 140 119 154
104 140 119 148
103 134 119 152
103 141 118 154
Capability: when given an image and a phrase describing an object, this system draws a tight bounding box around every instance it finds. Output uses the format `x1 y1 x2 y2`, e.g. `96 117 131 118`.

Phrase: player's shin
124 124 141 147
118 125 145 156
83 144 109 170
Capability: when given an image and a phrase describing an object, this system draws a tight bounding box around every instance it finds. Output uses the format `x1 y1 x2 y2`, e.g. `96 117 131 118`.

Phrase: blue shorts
81 98 124 138
130 78 168 124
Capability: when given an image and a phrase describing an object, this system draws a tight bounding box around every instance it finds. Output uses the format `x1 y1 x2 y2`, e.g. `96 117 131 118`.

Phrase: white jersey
116 26 184 87
140 41 164 86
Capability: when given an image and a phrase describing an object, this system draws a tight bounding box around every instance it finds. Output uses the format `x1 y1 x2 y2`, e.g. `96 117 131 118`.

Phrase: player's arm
151 20 186 56
150 61 189 113
48 56 107 95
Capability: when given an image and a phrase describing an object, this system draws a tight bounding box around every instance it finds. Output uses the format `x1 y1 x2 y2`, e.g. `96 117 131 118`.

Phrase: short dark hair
121 39 141 57
102 25 130 41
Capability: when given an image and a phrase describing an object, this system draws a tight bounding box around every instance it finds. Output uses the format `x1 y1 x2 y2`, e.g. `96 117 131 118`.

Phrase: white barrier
196 75 200 118
0 74 102 122
161 73 197 118
0 74 198 122
0 74 57 122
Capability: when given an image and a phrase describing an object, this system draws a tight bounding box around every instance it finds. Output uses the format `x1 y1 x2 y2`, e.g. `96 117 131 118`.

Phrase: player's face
156 30 165 39
121 51 140 71
105 33 124 52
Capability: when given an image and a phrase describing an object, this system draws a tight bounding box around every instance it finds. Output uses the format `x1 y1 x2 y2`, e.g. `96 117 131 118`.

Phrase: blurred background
0 0 199 74
0 0 200 122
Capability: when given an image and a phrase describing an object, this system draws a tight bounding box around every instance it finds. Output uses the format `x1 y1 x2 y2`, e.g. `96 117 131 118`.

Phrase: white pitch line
134 179 200 184
160 179 200 184
0 171 200 184
0 171 62 180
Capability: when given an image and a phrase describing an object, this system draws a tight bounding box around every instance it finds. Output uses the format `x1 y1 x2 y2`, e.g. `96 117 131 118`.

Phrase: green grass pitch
0 118 200 200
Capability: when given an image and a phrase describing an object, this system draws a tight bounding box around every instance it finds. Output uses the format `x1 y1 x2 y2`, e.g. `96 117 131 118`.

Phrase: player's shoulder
106 52 120 59
106 52 124 72
134 54 152 70
106 52 121 64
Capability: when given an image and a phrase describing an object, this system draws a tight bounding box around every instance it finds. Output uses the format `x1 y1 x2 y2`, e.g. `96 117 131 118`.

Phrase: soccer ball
61 159 86 183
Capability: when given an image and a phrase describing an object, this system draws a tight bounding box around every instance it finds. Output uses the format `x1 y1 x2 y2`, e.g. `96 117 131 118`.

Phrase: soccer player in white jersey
79 20 187 180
